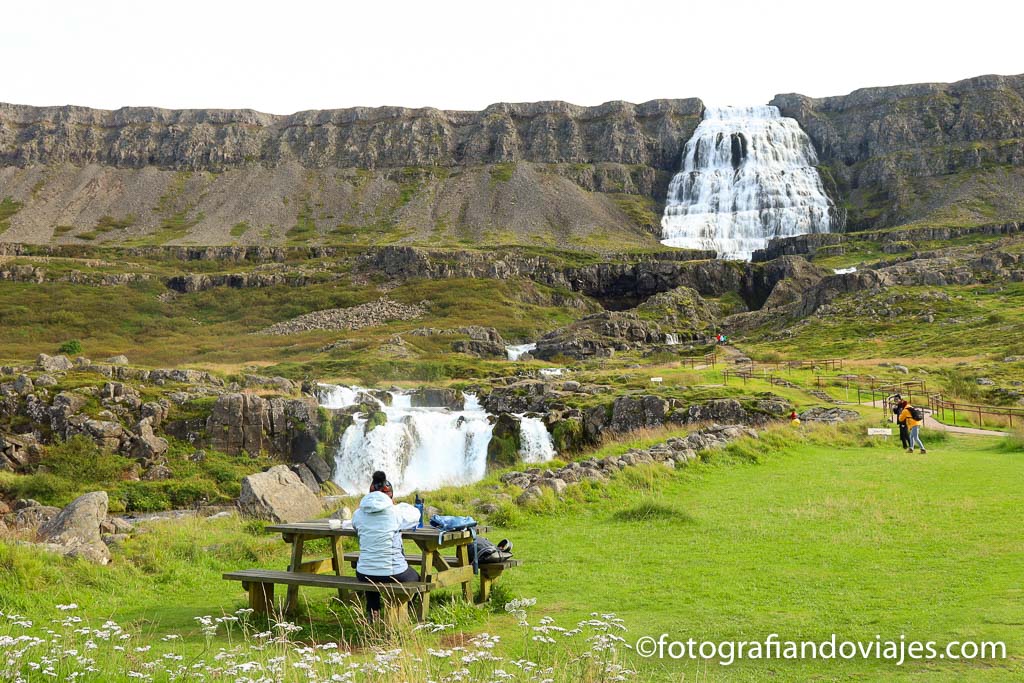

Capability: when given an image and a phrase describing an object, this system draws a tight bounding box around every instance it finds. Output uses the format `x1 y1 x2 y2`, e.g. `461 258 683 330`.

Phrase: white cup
327 518 342 529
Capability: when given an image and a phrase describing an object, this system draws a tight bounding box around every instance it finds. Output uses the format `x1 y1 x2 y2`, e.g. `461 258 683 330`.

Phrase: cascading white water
319 384 556 494
518 417 557 464
660 105 832 260
506 343 536 361
664 334 680 346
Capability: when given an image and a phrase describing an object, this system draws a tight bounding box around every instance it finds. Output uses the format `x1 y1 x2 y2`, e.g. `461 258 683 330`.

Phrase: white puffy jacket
351 492 421 576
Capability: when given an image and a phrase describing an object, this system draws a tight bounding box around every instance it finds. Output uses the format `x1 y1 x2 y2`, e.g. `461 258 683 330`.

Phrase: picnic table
223 519 519 622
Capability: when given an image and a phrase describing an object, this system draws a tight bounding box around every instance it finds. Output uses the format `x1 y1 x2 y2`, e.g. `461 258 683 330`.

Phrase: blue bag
429 514 480 573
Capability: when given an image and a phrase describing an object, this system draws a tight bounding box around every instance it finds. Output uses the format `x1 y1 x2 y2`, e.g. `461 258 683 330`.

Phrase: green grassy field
2 427 1021 681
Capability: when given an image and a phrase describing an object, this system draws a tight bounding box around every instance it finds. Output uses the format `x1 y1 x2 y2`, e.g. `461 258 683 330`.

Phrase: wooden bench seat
223 569 433 623
342 553 523 602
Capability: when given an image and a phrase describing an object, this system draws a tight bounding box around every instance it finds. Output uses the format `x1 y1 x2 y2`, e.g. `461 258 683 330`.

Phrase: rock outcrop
238 465 323 523
37 491 111 564
533 311 663 360
409 388 465 411
0 99 703 245
773 74 1024 229
206 393 321 460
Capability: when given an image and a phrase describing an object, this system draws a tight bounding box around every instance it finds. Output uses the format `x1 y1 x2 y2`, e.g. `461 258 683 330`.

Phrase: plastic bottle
414 494 425 528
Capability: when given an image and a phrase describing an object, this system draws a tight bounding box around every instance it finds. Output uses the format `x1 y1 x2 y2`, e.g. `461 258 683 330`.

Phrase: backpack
429 514 481 571
469 537 514 565
429 514 478 534
909 406 925 421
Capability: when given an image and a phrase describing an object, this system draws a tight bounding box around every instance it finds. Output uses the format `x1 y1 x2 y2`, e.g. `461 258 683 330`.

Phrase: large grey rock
289 463 321 493
36 354 73 373
610 395 668 432
409 388 465 410
7 504 61 532
799 407 861 424
130 417 169 461
37 491 111 565
238 465 323 523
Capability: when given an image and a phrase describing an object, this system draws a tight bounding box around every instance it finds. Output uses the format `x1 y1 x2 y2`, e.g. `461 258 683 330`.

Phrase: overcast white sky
2 0 1022 114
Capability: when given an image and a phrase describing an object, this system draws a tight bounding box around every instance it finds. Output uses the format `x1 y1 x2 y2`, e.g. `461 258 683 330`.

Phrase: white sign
651 377 663 383
867 428 892 436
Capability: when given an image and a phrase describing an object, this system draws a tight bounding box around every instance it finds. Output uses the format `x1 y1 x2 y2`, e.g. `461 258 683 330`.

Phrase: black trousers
356 567 420 611
898 422 910 448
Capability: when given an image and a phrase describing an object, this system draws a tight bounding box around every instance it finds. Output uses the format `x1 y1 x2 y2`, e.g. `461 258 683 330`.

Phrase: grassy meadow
2 425 1022 681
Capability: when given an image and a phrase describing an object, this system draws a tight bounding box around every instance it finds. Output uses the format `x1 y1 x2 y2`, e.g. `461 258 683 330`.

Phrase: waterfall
319 384 556 494
519 417 557 463
506 343 536 361
660 105 832 261
664 333 680 346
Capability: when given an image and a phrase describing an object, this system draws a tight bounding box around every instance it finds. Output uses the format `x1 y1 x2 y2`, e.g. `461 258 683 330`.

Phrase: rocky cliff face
0 99 703 170
772 74 1024 229
0 99 703 246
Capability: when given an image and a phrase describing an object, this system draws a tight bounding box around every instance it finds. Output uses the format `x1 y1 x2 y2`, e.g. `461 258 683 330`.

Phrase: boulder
141 463 173 481
295 451 333 483
536 478 567 496
799 407 861 423
289 463 321 493
13 375 33 395
409 388 465 410
104 355 130 365
130 417 169 461
671 398 750 425
7 504 61 532
610 395 668 432
238 465 323 523
37 491 111 565
487 413 522 470
36 354 73 373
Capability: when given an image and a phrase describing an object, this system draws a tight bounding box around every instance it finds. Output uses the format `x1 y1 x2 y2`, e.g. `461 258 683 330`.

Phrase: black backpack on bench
470 537 513 565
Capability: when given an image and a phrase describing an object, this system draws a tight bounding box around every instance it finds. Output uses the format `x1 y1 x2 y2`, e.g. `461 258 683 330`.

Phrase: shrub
996 427 1024 452
43 436 131 483
57 339 83 355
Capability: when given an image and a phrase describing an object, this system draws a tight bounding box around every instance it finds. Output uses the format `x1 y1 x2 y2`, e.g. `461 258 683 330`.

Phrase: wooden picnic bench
222 520 511 622
342 552 523 603
222 569 432 624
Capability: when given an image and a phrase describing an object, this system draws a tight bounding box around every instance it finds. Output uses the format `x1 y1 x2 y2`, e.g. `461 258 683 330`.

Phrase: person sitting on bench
351 471 422 618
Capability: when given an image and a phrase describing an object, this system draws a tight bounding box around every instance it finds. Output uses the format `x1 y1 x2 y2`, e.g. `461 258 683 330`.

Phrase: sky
2 0 1023 114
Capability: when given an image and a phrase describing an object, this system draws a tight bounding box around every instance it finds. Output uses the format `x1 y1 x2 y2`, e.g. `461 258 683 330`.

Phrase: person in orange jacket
898 403 926 454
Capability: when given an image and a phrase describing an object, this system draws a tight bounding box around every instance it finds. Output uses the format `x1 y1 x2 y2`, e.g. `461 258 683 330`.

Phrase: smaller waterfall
664 334 680 346
319 384 361 409
506 343 537 361
321 384 556 494
519 417 557 463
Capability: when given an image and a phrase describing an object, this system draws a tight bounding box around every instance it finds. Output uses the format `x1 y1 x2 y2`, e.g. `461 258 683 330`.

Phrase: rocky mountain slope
773 73 1024 230
3 73 1024 247
0 100 702 247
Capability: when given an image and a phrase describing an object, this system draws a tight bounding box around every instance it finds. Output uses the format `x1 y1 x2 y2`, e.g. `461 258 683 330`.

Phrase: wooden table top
265 520 490 543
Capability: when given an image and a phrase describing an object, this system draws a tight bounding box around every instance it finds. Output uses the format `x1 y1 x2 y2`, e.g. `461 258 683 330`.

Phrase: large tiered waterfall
660 105 832 260
319 384 555 494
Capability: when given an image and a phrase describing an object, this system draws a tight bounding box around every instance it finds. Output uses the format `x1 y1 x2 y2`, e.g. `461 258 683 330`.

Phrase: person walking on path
899 402 927 454
893 396 911 450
